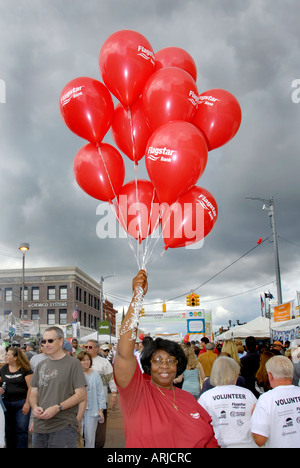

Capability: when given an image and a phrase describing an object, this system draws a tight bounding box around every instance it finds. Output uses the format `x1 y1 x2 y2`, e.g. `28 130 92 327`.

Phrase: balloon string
142 188 159 268
128 107 144 269
143 203 169 267
97 145 141 268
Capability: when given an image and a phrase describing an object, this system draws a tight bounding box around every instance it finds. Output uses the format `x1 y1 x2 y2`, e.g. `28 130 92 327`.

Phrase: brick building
0 266 117 338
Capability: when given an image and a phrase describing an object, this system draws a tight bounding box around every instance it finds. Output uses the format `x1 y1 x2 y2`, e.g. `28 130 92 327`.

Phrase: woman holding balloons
113 269 219 448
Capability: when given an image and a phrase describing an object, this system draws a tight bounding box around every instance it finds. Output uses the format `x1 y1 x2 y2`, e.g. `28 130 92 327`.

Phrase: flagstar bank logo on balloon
137 45 155 65
0 79 6 104
60 85 84 107
147 146 176 162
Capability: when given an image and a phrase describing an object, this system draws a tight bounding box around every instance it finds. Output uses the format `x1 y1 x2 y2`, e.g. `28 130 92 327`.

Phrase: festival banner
273 300 296 322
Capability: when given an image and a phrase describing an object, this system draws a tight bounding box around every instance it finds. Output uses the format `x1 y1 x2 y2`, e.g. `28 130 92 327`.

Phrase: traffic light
140 308 145 317
162 303 167 313
186 294 192 306
186 292 200 307
190 294 196 306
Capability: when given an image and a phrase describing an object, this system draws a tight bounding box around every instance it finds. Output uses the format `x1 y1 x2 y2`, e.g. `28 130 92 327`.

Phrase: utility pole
246 196 282 305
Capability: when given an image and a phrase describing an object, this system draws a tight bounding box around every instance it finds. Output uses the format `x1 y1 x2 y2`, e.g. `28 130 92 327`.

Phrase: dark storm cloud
0 0 299 333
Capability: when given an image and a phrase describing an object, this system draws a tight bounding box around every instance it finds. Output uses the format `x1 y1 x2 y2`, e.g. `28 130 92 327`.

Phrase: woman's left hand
98 409 105 423
22 401 31 415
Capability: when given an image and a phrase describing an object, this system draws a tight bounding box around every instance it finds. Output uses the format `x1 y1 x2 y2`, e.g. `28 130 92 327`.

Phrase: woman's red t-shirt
115 363 218 448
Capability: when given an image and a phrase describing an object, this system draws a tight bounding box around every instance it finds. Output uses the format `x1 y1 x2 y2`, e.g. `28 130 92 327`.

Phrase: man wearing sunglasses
29 326 87 448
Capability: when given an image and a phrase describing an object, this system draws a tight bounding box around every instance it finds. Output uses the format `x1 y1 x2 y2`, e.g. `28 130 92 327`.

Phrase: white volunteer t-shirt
198 385 257 448
251 385 300 448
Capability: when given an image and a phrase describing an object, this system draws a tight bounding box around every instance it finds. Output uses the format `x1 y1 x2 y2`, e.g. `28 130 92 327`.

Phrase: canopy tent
79 331 118 344
217 316 300 342
270 317 300 343
216 316 271 341
271 317 300 332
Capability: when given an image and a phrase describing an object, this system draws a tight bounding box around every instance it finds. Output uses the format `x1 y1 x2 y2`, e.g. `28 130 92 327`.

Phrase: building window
5 288 12 302
20 310 28 319
59 286 67 300
20 287 28 301
48 286 56 300
76 287 82 302
4 310 12 316
47 309 56 325
59 309 67 325
32 287 40 301
31 310 39 321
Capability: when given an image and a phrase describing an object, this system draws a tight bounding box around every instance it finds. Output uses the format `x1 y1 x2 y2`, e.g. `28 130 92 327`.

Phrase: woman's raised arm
114 270 148 388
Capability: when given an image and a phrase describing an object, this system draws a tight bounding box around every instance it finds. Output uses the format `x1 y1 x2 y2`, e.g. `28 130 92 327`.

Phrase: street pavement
104 394 126 448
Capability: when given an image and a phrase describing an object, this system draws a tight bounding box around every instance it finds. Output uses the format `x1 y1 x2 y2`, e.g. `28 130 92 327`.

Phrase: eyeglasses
150 357 178 366
85 346 94 349
41 339 58 344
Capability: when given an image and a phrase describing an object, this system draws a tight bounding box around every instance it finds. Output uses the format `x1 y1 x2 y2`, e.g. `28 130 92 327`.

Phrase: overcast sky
0 0 299 337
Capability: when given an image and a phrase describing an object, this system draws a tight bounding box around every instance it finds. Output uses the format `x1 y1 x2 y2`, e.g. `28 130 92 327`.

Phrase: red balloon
59 77 114 144
73 143 125 202
193 89 242 151
155 47 197 81
145 121 207 204
115 180 160 243
183 334 190 344
143 67 199 131
111 98 152 164
99 30 155 107
161 186 218 250
139 333 145 340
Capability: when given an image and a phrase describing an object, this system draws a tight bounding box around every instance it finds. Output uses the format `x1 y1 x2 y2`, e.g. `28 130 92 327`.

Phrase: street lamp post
19 243 29 320
246 196 283 305
100 274 115 322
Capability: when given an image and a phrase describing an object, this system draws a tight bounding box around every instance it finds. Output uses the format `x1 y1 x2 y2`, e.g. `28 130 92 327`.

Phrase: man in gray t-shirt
30 327 86 448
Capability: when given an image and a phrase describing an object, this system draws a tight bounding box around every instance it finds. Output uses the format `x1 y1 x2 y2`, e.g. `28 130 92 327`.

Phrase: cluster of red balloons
59 30 242 250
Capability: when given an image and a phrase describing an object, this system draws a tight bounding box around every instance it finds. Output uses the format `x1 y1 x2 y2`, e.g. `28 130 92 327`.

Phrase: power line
105 237 270 307
166 236 269 302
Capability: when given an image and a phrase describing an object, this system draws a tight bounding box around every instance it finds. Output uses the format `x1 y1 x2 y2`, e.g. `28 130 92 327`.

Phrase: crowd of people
0 334 118 448
0 269 300 449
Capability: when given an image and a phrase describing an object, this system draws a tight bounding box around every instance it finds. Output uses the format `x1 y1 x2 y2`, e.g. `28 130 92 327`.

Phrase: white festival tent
216 316 271 341
217 316 300 341
79 331 118 344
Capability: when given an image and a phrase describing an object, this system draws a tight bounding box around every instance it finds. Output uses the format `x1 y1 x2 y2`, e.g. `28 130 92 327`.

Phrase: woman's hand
22 401 31 415
132 269 148 296
98 409 105 424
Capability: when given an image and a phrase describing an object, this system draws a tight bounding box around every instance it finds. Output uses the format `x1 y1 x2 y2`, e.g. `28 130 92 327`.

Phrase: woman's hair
77 350 93 368
184 347 198 370
221 341 240 364
140 338 187 377
7 347 31 371
210 356 240 387
255 351 274 388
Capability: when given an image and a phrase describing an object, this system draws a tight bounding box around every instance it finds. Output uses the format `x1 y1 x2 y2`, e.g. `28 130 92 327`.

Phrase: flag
260 295 265 311
264 292 274 299
72 306 78 320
